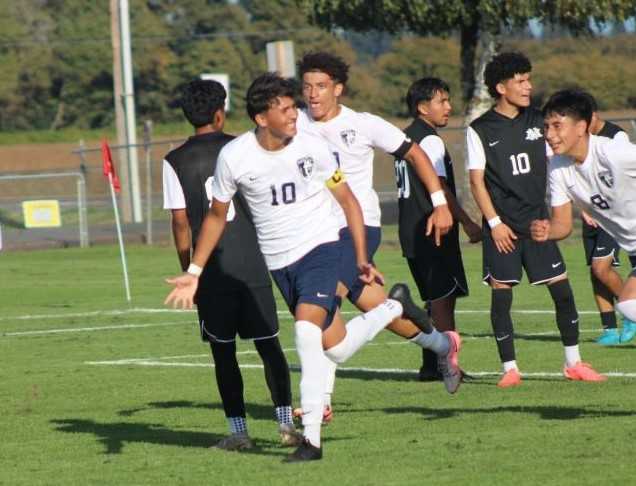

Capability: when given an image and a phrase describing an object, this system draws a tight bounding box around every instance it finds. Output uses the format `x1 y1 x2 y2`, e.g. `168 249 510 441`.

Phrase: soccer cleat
619 319 636 344
388 283 433 333
284 438 323 462
279 424 304 447
497 368 522 388
214 433 254 451
563 362 607 382
595 328 620 346
437 331 462 394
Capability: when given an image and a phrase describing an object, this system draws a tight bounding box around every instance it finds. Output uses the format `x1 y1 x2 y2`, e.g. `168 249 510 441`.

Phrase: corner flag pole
102 140 131 302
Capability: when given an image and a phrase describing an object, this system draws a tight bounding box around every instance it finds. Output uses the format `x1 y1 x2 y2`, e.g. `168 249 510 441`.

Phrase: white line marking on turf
0 307 605 322
84 359 636 378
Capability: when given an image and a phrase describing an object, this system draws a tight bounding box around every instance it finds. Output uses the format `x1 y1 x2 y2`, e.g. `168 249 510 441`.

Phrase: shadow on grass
348 405 636 421
51 418 283 457
118 401 275 420
461 331 564 343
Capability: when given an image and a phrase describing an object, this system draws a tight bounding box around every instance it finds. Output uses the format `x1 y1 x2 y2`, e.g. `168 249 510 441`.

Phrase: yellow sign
22 200 62 228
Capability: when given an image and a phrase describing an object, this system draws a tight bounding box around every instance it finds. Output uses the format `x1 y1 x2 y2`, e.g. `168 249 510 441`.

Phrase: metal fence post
77 140 90 247
144 120 153 245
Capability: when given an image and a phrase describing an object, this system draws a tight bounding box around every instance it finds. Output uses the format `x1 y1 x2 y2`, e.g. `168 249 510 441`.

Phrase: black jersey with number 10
165 132 270 289
470 107 549 237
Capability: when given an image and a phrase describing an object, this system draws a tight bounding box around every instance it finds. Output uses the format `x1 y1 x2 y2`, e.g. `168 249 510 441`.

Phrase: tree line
1 0 635 132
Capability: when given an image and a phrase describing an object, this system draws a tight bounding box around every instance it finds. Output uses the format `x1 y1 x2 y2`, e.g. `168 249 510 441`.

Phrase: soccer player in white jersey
532 89 636 343
296 52 462 401
575 91 632 345
165 73 419 462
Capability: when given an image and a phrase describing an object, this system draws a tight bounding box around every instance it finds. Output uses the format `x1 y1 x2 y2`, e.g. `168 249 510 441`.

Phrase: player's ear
334 82 344 97
417 101 429 116
213 109 225 130
575 118 588 137
254 112 268 129
495 82 506 98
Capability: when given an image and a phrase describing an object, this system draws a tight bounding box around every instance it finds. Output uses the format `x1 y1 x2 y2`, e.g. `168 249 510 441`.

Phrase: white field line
0 307 605 322
84 358 636 379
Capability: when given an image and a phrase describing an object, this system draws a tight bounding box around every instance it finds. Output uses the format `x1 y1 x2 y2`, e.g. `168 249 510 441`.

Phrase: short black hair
297 52 349 85
578 90 599 112
246 73 297 121
180 79 226 128
484 52 532 99
405 77 450 118
542 89 593 126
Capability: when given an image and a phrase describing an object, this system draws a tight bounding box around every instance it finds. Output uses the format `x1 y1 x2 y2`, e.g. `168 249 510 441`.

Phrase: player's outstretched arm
328 174 384 285
404 143 453 245
164 199 230 309
469 168 517 253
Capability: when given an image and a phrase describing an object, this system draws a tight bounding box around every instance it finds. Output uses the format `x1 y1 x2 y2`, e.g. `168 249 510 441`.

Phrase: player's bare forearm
469 169 498 220
190 199 230 268
331 182 368 265
441 179 470 226
170 209 191 271
404 144 443 194
548 202 573 240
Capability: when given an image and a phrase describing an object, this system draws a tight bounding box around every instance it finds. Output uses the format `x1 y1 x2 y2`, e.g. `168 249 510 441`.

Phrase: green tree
300 0 636 120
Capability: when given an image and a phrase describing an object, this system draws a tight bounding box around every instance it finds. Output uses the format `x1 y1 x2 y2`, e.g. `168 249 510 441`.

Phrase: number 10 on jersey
510 152 531 175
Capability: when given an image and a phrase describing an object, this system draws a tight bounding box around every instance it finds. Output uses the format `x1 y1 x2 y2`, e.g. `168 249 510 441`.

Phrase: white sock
323 356 337 408
617 299 636 323
564 345 581 367
503 360 518 372
295 320 326 448
324 299 403 364
410 330 450 355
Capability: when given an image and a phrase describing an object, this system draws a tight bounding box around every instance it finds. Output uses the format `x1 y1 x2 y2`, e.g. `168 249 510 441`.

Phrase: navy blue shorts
270 241 341 328
337 225 382 303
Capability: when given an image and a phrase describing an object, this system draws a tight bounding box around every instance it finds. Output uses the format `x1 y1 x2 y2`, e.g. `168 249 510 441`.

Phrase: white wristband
430 190 447 207
186 263 202 277
488 216 502 229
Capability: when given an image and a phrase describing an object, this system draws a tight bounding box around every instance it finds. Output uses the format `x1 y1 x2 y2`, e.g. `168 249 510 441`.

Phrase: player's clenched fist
164 273 199 309
530 219 550 242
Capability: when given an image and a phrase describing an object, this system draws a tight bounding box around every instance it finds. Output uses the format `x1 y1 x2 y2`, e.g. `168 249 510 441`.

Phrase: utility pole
109 0 132 222
111 0 143 223
119 0 143 222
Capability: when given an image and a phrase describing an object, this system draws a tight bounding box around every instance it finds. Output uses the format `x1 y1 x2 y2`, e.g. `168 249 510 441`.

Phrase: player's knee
617 299 636 322
590 260 612 282
491 288 513 319
548 279 575 306
324 345 348 364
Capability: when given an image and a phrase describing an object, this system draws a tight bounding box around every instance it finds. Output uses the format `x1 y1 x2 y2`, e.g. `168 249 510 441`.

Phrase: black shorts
630 255 636 277
406 228 468 302
196 284 279 343
482 230 566 286
582 220 620 267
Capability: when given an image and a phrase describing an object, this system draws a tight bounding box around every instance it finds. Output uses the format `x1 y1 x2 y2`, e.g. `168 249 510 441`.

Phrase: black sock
548 279 580 346
421 348 438 372
210 341 245 418
254 337 292 407
600 311 617 330
491 288 515 363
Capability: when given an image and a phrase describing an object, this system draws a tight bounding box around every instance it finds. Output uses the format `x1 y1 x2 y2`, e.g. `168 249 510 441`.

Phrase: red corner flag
101 140 121 192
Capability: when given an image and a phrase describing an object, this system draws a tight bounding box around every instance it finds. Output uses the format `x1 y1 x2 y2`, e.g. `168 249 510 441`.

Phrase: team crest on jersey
598 170 614 188
525 127 543 141
296 156 315 179
340 129 356 147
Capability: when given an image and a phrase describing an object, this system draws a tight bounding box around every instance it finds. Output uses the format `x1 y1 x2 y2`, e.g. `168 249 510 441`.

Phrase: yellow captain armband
326 168 346 189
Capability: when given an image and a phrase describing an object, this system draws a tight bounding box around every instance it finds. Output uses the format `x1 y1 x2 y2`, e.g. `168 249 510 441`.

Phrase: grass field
1 235 635 485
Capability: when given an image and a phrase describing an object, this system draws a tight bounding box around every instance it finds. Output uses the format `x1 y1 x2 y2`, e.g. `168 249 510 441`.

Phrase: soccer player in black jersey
162 80 301 450
576 91 632 345
467 52 605 387
396 78 482 381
